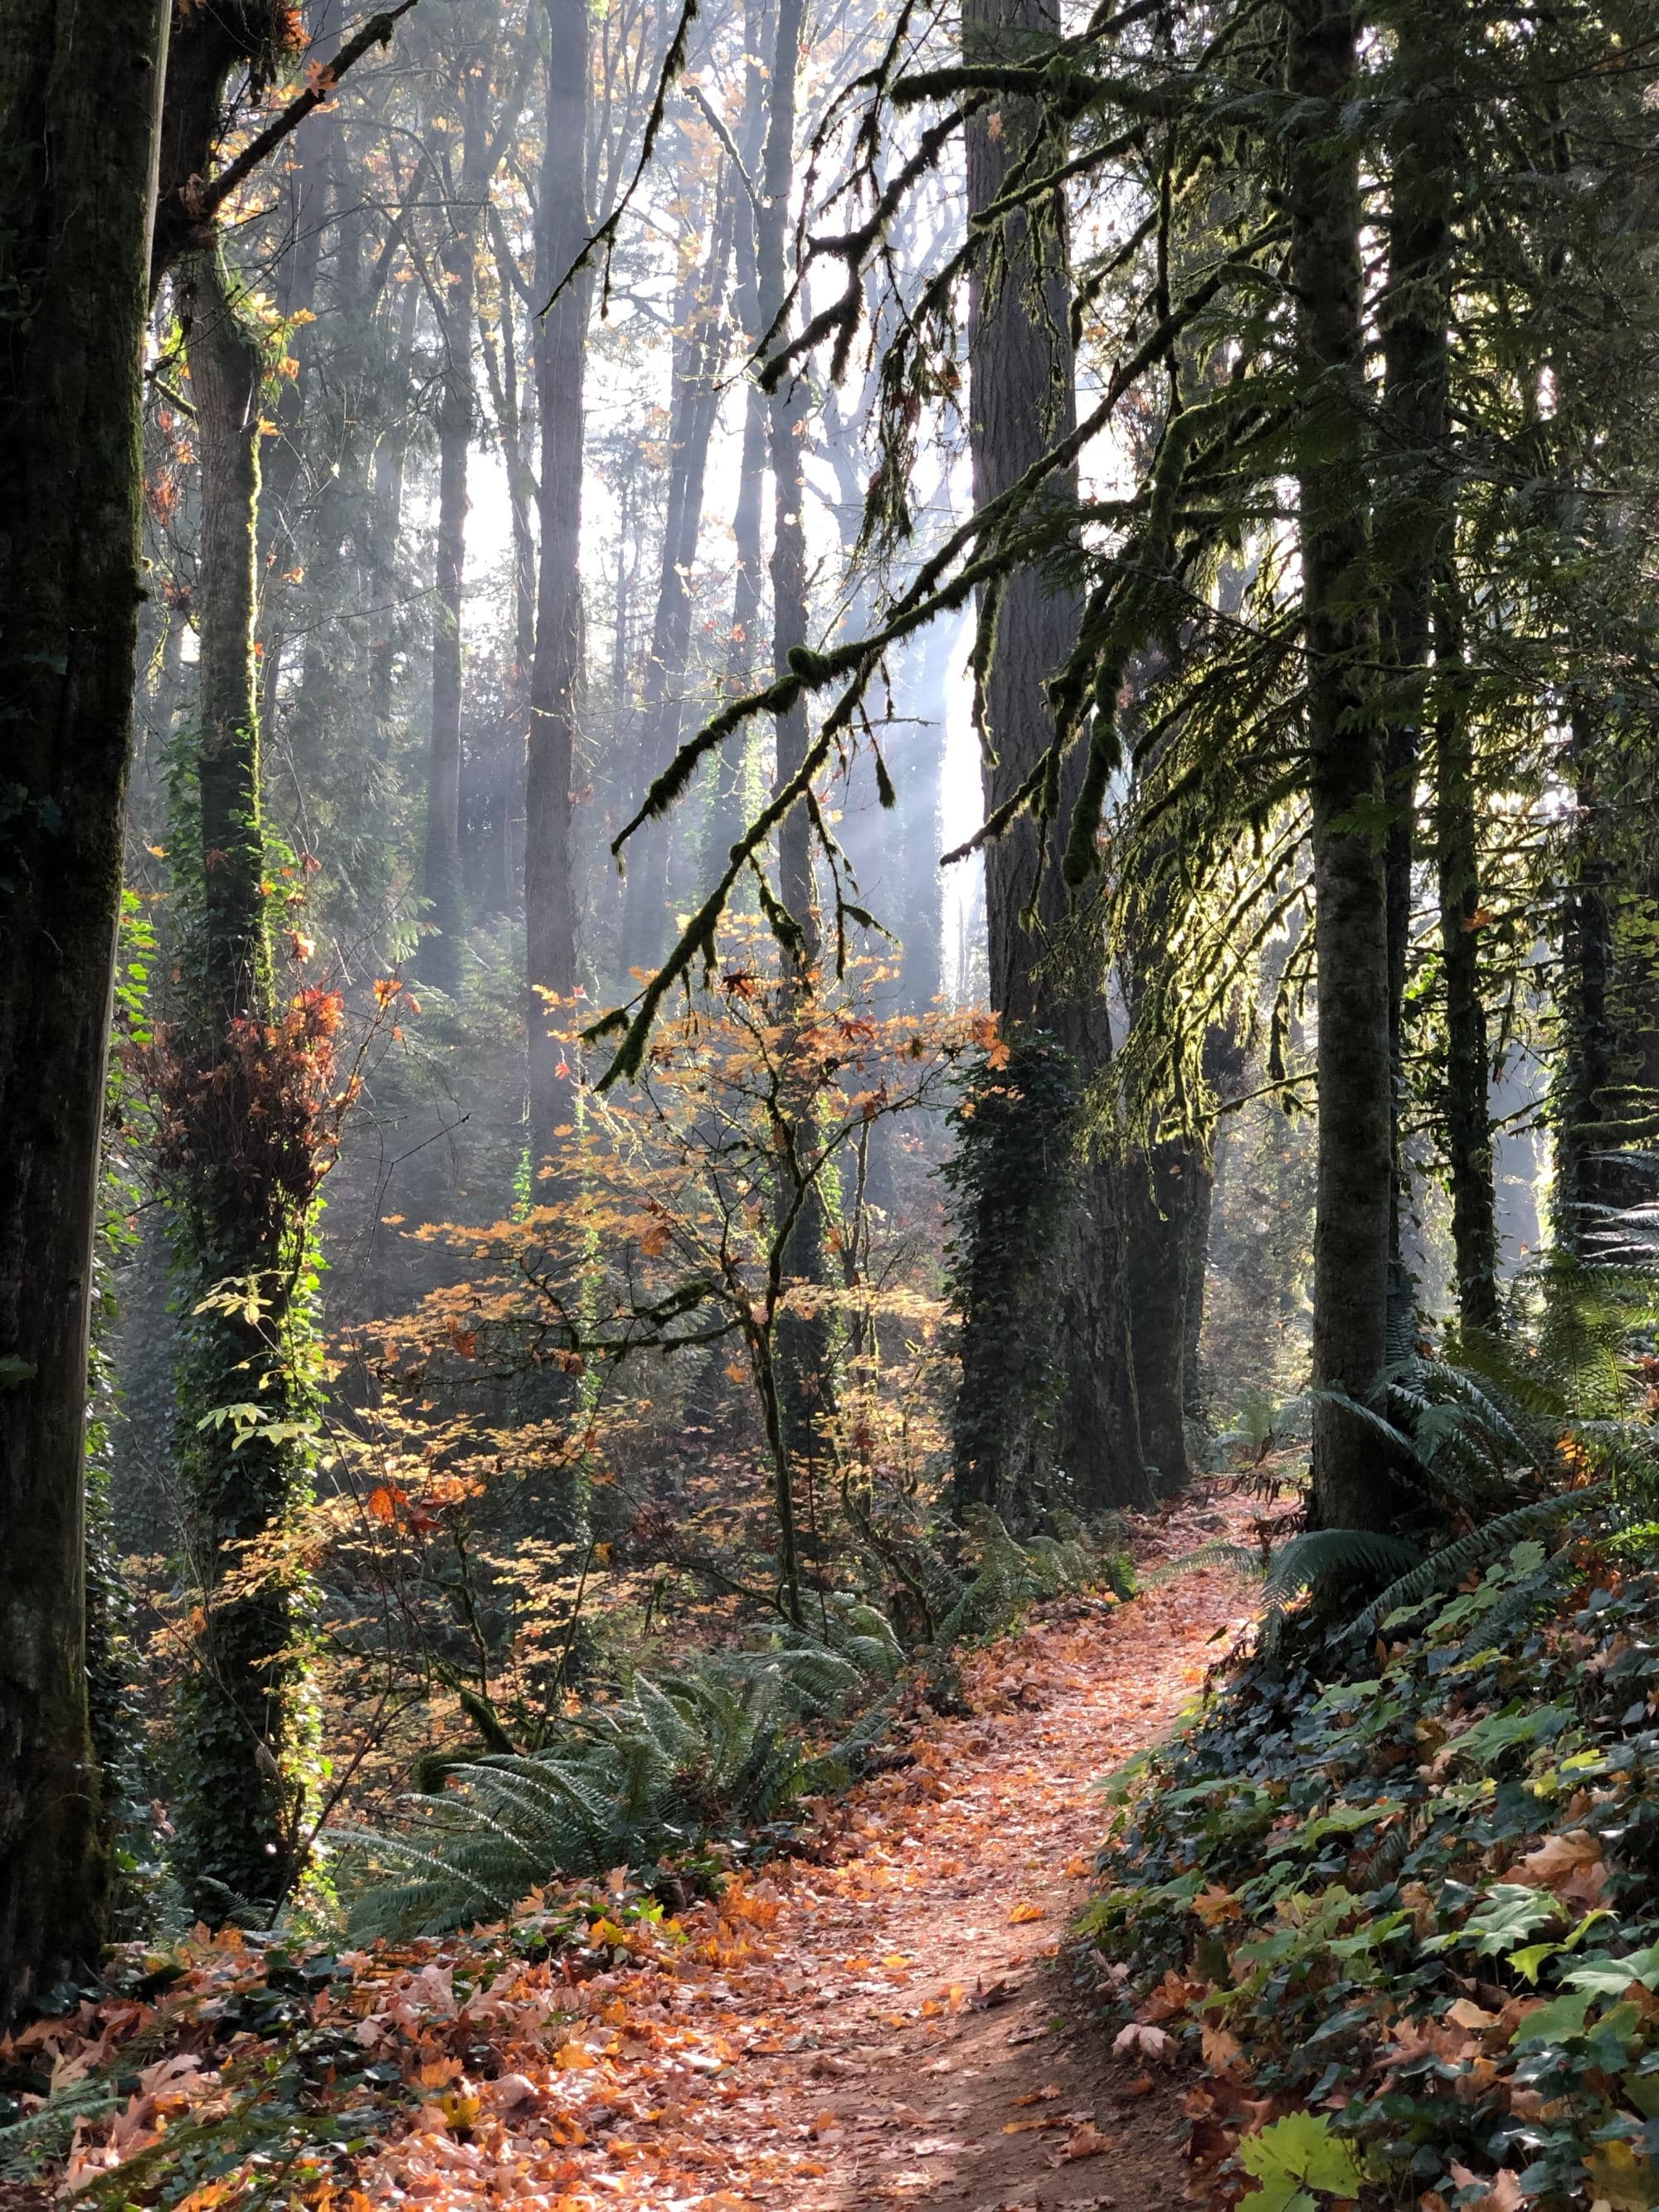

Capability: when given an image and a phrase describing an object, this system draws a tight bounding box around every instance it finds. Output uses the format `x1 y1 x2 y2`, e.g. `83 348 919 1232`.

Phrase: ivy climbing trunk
1287 0 1397 1530
524 0 589 1165
170 248 314 1918
961 0 1146 1518
0 0 172 2021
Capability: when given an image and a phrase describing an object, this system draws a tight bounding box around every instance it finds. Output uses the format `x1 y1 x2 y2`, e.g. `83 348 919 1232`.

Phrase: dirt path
365 1534 1253 2211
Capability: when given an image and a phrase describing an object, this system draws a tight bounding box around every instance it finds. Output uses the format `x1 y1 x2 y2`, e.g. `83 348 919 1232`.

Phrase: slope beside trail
352 1505 1255 2212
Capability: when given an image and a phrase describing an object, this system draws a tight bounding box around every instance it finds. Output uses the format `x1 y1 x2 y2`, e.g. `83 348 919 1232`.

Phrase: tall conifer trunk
1288 0 1396 1529
524 0 589 1163
420 55 495 994
753 0 834 1560
1435 581 1500 1325
621 177 735 970
705 0 772 882
960 0 1146 1517
0 0 172 2020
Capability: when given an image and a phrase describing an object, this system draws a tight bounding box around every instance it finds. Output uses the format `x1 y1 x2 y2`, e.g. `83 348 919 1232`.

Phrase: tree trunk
367 272 421 764
1288 0 1397 1530
524 0 589 1164
1435 582 1499 1327
171 247 313 1918
419 62 494 996
757 0 815 950
621 173 736 970
961 0 1146 1515
1120 1145 1199 1494
255 0 343 737
1554 700 1620 1253
1379 23 1479 1336
703 0 772 886
0 0 171 2020
894 615 954 1015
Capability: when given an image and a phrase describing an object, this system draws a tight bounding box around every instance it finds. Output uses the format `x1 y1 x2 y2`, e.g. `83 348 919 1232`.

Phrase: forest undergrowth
0 1490 1258 2212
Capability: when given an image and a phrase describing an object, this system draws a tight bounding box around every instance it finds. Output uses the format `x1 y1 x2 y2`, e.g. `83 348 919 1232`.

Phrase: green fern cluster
1178 1327 1659 1652
333 1625 898 1939
934 1506 1117 1645
333 1522 1119 1939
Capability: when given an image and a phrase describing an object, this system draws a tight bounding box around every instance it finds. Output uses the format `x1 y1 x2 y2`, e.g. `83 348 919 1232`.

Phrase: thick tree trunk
0 0 171 2020
1288 0 1397 1530
752 0 835 1538
961 0 1145 1515
367 273 421 763
524 0 589 1164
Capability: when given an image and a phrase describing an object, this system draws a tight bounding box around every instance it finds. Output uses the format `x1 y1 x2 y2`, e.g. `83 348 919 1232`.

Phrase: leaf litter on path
23 1493 1256 2210
347 1548 1252 2210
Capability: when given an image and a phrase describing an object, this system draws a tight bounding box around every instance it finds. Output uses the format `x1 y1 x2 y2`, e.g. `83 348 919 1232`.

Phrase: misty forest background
7 0 1659 2091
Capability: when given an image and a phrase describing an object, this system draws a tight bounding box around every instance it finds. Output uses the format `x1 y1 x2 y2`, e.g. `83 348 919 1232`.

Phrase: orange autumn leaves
17 1553 1254 2212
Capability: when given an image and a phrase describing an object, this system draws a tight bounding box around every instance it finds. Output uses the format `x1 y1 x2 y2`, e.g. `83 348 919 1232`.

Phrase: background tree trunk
524 0 589 1164
621 173 735 971
419 51 496 995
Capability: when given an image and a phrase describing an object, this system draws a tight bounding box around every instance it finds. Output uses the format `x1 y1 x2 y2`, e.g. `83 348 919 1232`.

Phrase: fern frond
1350 1489 1605 1639
1260 1529 1422 1611
1138 1542 1265 1588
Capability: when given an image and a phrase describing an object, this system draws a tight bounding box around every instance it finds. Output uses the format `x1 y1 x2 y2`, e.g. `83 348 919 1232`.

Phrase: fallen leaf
1053 2123 1114 2162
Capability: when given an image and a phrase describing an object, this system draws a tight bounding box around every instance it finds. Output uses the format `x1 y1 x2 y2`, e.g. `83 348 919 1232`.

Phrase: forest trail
362 1509 1254 2212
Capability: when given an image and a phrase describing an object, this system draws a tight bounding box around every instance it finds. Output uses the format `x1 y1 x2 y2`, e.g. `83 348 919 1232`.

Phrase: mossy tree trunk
961 0 1146 1516
1288 0 1398 1530
169 248 314 1919
0 0 172 2020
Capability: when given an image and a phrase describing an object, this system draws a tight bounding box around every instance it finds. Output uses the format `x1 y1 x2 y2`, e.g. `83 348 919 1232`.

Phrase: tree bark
419 54 495 995
704 0 773 884
961 0 1146 1514
1554 701 1621 1252
171 247 312 1918
1379 22 1491 1334
757 0 815 950
621 173 735 970
524 0 589 1164
1288 0 1397 1529
1434 581 1499 1327
0 0 171 2021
